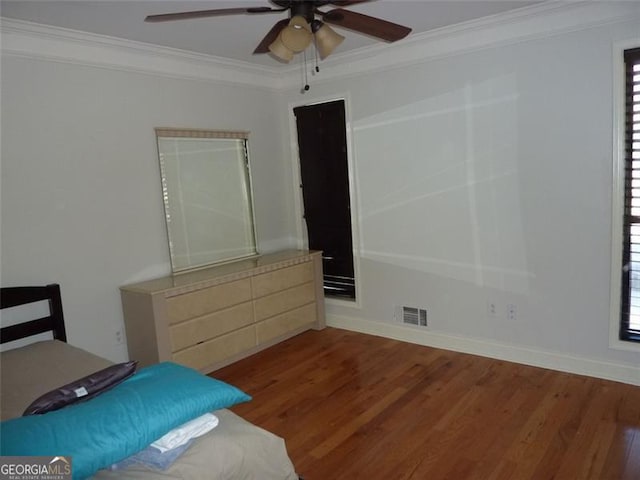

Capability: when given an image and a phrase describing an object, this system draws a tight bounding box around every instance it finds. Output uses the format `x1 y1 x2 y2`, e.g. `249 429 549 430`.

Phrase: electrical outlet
507 304 517 321
115 327 125 345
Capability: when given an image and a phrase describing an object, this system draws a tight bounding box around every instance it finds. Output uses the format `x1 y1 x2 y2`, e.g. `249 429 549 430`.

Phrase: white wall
2 3 639 383
282 15 640 382
1 56 295 361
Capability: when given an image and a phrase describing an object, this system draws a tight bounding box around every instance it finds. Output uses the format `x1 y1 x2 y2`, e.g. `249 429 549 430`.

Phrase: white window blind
621 47 640 342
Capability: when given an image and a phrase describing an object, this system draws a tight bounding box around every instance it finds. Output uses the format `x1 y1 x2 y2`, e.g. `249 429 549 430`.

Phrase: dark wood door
294 100 355 299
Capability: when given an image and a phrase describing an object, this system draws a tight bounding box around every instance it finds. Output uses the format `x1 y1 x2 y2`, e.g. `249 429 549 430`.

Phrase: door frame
288 92 362 308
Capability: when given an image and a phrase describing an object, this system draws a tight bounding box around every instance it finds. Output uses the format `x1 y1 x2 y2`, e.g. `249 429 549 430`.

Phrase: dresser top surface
120 250 320 295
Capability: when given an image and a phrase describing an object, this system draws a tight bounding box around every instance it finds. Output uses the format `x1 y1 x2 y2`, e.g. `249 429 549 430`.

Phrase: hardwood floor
213 328 640 480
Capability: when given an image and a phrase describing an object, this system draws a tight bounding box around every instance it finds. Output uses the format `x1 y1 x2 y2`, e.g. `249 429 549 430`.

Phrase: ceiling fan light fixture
312 21 344 59
268 35 294 62
144 3 413 64
280 15 313 53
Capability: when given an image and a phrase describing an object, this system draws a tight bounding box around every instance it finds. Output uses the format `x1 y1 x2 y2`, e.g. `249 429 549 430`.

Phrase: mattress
1 340 112 421
0 340 298 480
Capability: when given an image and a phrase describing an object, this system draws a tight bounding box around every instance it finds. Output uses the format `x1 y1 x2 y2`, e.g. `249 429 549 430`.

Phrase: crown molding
280 0 640 89
0 18 284 91
2 1 638 92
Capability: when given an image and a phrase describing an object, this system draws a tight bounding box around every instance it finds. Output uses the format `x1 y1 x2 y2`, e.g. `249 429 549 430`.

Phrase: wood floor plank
212 327 640 480
622 429 640 480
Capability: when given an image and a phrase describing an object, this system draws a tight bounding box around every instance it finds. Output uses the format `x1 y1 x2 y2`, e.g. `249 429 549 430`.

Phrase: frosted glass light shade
314 23 344 59
269 34 294 62
280 15 312 53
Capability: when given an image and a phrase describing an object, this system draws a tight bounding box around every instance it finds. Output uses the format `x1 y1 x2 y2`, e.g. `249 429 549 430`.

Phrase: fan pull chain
300 43 320 94
303 49 310 92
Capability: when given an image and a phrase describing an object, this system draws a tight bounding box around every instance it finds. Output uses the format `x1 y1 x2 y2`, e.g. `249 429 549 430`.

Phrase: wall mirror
155 128 258 273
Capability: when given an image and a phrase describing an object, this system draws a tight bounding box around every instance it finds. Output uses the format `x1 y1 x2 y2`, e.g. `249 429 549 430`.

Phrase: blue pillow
0 362 251 480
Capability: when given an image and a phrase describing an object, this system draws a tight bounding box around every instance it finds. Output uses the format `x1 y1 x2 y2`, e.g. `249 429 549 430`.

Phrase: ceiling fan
145 0 412 63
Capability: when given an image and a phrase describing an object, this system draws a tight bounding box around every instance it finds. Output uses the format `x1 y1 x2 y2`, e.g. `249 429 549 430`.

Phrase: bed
0 284 300 480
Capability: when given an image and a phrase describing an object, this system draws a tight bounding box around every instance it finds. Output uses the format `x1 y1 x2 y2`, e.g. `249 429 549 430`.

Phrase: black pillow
23 361 138 416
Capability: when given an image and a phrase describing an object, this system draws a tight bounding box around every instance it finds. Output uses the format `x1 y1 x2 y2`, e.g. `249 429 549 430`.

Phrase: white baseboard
327 314 640 386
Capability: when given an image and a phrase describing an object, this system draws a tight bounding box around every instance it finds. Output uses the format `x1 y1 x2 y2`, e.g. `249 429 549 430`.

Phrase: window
619 47 640 343
155 129 257 272
293 100 356 300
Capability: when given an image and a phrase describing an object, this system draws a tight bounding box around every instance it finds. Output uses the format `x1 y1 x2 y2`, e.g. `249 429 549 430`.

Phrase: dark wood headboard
0 284 67 344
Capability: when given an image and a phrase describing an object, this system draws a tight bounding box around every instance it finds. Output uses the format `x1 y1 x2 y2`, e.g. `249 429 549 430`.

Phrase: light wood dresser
120 250 325 373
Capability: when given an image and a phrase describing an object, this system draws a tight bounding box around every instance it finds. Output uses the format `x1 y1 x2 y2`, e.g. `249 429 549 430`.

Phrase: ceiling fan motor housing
273 0 319 22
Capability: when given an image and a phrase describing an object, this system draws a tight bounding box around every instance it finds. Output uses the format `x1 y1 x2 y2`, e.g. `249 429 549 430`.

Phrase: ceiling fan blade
322 8 411 42
253 19 289 54
145 7 281 23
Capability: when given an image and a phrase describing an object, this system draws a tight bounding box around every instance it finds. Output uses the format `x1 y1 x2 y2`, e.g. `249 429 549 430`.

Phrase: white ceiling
0 0 543 66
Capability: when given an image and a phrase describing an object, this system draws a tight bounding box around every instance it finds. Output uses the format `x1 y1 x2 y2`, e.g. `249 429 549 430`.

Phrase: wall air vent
399 306 427 327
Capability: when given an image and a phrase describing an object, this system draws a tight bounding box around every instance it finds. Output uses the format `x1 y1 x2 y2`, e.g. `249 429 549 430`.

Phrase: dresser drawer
252 262 314 298
121 250 324 372
256 303 316 344
254 281 316 322
170 302 254 352
166 278 252 324
172 325 256 371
